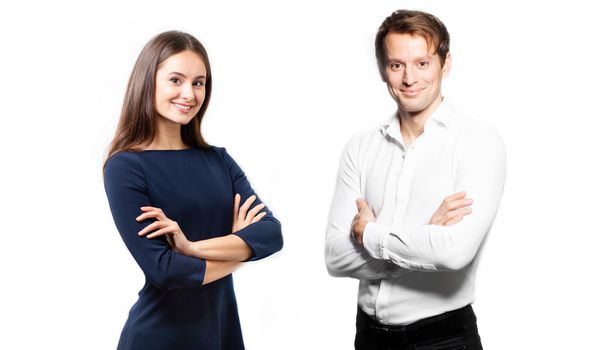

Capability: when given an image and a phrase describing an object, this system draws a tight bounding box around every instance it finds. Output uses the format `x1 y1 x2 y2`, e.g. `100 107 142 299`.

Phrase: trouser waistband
356 304 478 343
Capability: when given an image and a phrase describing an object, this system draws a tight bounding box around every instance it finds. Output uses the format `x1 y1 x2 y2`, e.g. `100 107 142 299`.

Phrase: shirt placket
374 136 417 324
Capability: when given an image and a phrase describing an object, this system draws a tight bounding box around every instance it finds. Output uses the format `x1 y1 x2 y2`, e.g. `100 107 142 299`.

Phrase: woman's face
154 50 207 125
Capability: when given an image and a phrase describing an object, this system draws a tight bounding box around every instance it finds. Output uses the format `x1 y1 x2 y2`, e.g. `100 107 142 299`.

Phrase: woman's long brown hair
103 31 213 170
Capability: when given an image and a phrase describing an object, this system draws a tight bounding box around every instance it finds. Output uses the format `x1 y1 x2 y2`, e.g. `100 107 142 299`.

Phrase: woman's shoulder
105 151 143 168
104 151 146 179
205 145 231 161
204 145 240 172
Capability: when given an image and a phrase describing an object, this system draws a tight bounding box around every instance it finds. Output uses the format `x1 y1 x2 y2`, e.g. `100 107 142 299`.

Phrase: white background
1 1 603 349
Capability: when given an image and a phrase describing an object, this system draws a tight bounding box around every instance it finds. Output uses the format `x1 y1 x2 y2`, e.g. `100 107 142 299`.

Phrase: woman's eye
193 81 204 87
169 78 181 84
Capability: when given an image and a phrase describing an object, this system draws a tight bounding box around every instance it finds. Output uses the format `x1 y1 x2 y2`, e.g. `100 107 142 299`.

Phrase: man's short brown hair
375 10 450 68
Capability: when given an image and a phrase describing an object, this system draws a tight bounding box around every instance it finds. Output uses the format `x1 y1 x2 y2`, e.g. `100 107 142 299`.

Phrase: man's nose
402 67 417 86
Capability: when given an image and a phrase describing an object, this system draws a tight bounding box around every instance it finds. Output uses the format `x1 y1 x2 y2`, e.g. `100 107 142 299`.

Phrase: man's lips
400 88 424 97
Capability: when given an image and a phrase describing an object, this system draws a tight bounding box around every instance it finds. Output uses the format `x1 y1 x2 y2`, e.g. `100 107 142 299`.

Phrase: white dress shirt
325 99 506 325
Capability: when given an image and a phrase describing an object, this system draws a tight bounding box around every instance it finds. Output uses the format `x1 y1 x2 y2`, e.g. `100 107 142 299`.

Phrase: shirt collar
380 97 452 142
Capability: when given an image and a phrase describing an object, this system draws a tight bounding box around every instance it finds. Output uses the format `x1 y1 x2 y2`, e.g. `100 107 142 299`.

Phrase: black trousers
355 305 483 350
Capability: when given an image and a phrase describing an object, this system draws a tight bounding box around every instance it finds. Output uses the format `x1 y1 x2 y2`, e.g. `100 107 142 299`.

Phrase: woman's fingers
146 226 177 239
232 194 241 221
232 195 266 232
245 203 266 222
136 211 162 222
138 220 166 236
251 211 266 223
238 195 257 220
137 207 166 221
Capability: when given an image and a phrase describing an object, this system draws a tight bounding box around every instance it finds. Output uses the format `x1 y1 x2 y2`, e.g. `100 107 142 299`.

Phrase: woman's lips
172 102 193 113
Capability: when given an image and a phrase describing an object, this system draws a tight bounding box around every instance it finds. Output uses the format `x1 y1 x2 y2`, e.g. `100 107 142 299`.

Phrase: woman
103 31 283 350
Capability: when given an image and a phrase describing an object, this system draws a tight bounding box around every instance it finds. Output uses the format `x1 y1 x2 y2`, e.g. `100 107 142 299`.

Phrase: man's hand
430 191 473 226
351 198 375 245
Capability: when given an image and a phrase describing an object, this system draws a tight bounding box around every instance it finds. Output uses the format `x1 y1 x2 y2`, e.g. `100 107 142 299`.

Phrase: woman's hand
136 206 192 255
429 191 473 226
232 194 266 233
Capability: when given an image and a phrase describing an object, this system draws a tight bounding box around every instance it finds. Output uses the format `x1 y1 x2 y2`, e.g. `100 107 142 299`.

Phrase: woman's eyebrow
168 71 206 79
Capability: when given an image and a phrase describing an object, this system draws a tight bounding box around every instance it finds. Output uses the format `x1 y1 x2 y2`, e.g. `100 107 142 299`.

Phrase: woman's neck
145 118 188 150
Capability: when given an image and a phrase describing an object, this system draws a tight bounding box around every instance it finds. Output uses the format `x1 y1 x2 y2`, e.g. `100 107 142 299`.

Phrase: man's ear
442 52 452 78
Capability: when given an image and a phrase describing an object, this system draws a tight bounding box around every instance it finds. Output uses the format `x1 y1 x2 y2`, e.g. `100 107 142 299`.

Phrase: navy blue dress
103 146 283 350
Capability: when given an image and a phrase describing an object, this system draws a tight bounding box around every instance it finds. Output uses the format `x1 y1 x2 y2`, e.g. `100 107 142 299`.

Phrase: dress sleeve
104 153 206 288
362 127 507 271
324 137 409 280
216 148 283 261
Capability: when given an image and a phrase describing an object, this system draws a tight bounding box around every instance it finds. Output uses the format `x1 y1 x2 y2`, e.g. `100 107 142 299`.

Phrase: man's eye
419 61 429 67
390 63 403 71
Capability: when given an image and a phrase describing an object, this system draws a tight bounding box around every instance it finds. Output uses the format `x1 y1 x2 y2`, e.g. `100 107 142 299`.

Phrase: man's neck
398 96 444 146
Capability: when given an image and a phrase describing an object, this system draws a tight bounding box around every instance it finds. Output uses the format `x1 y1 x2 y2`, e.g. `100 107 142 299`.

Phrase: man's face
383 32 451 117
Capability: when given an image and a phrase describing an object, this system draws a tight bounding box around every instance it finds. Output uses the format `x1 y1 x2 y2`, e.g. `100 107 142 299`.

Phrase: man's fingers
444 191 467 203
444 214 464 226
446 198 473 211
356 198 369 211
444 207 472 225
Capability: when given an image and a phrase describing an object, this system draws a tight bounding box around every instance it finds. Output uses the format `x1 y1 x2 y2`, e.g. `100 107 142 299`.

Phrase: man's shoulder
342 120 389 154
446 106 505 154
447 106 501 140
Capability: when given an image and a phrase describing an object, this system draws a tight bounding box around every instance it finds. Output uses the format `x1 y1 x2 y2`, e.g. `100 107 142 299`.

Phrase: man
325 10 505 349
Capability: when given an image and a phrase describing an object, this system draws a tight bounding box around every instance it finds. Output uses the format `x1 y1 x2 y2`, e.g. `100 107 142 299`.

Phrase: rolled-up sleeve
104 153 206 288
217 148 283 261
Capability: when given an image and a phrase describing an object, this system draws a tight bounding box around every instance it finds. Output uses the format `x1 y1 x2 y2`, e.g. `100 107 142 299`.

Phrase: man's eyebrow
168 71 206 79
386 55 433 62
